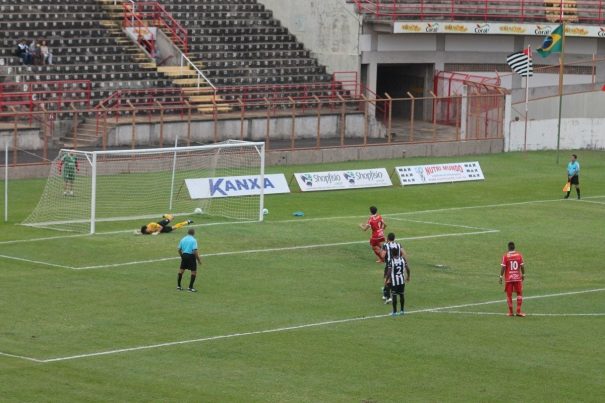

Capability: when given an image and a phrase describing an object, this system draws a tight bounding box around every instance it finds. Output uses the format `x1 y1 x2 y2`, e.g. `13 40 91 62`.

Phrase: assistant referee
565 153 581 200
177 228 202 292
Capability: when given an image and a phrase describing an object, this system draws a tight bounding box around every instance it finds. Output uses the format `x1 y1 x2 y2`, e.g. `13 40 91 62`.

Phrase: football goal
23 140 266 233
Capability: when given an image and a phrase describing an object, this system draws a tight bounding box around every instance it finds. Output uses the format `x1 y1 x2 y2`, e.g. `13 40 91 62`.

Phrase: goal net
23 141 266 233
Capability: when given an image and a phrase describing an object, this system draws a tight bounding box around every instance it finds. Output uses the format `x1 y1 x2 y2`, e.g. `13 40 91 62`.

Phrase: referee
177 228 202 292
565 153 581 200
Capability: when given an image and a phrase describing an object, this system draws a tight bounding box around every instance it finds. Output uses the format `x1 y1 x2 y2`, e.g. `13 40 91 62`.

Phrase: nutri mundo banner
185 174 290 199
396 162 485 186
295 168 392 192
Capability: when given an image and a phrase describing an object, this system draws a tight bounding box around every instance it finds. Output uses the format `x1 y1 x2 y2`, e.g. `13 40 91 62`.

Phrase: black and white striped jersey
383 241 407 286
389 255 406 286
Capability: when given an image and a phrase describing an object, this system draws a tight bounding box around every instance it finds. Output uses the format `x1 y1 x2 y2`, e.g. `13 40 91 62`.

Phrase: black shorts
569 175 579 185
158 219 173 233
180 253 197 271
390 284 405 295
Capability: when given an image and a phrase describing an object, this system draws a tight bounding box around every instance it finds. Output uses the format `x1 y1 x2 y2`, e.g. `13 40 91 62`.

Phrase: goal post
23 141 266 233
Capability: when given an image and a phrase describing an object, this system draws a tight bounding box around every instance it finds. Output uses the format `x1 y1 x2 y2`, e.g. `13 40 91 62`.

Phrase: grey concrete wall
267 139 503 166
154 29 184 67
258 0 361 75
507 91 605 150
511 83 602 104
5 138 504 179
512 91 605 121
509 118 605 151
108 113 386 147
0 127 43 150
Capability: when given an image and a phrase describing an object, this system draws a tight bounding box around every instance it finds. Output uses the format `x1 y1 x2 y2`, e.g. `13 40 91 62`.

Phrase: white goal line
1 287 602 364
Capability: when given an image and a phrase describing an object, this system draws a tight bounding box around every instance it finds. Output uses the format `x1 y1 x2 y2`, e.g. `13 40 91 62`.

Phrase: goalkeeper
58 151 79 196
140 214 193 235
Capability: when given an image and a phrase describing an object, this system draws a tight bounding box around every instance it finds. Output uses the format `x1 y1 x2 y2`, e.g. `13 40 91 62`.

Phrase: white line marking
423 288 605 312
0 233 91 245
0 254 75 269
388 217 495 231
1 287 598 364
579 199 605 206
429 311 605 317
386 195 605 217
73 230 499 270
0 351 44 363
5 195 605 246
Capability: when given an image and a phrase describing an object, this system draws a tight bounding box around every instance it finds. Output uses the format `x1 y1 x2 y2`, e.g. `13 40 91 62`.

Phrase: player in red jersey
359 206 387 263
500 241 526 317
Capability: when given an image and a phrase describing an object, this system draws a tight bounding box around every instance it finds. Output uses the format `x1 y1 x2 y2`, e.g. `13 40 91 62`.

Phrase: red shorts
370 237 385 248
505 281 523 295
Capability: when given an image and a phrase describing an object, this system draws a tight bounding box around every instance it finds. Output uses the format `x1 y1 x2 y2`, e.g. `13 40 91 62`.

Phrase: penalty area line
388 217 496 232
9 287 600 364
0 351 44 363
73 229 499 270
0 254 75 270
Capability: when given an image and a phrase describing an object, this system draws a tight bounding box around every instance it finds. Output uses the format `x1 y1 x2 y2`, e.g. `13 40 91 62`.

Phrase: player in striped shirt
382 233 410 316
500 241 526 317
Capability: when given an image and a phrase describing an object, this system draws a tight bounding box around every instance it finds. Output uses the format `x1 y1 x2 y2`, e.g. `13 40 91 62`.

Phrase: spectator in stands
153 47 162 65
33 42 43 66
28 39 39 65
40 40 52 65
15 39 30 65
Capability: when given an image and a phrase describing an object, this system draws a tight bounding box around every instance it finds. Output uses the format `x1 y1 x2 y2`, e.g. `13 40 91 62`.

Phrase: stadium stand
0 0 351 148
1 1 346 113
155 0 335 102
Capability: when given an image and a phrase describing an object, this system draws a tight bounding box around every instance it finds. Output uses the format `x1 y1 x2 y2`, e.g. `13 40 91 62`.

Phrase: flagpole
524 44 531 153
555 17 566 164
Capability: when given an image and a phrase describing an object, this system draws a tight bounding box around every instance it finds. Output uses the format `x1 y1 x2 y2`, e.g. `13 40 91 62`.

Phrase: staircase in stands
96 0 230 114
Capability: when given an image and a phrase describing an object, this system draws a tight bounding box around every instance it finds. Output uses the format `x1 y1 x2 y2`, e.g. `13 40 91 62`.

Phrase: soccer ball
194 207 203 215
262 208 269 215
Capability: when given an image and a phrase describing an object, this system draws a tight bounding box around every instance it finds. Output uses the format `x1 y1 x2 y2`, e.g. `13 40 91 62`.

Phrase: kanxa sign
186 174 290 199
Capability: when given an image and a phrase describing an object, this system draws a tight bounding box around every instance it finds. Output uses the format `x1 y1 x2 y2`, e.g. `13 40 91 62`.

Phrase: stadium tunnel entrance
376 63 434 121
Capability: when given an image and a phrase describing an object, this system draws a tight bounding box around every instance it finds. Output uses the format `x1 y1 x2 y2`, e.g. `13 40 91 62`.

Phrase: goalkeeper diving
139 214 193 235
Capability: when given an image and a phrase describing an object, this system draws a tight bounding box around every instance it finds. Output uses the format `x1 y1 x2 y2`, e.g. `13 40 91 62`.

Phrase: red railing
433 71 501 98
123 1 188 54
216 82 349 104
352 0 605 24
333 71 361 98
95 87 189 117
433 71 505 126
0 80 92 116
93 77 371 135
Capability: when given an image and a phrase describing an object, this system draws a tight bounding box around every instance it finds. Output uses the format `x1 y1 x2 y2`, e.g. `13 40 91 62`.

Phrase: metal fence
0 92 506 166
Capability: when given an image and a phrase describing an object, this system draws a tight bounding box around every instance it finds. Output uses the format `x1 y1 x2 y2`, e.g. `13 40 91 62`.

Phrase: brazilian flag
537 25 563 57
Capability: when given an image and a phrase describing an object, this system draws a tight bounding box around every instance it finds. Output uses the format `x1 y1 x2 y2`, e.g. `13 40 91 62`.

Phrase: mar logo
426 23 439 33
300 174 313 186
343 171 356 184
475 23 490 33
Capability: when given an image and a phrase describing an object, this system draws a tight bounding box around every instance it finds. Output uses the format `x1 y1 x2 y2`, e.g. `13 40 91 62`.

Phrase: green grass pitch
1 151 604 402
